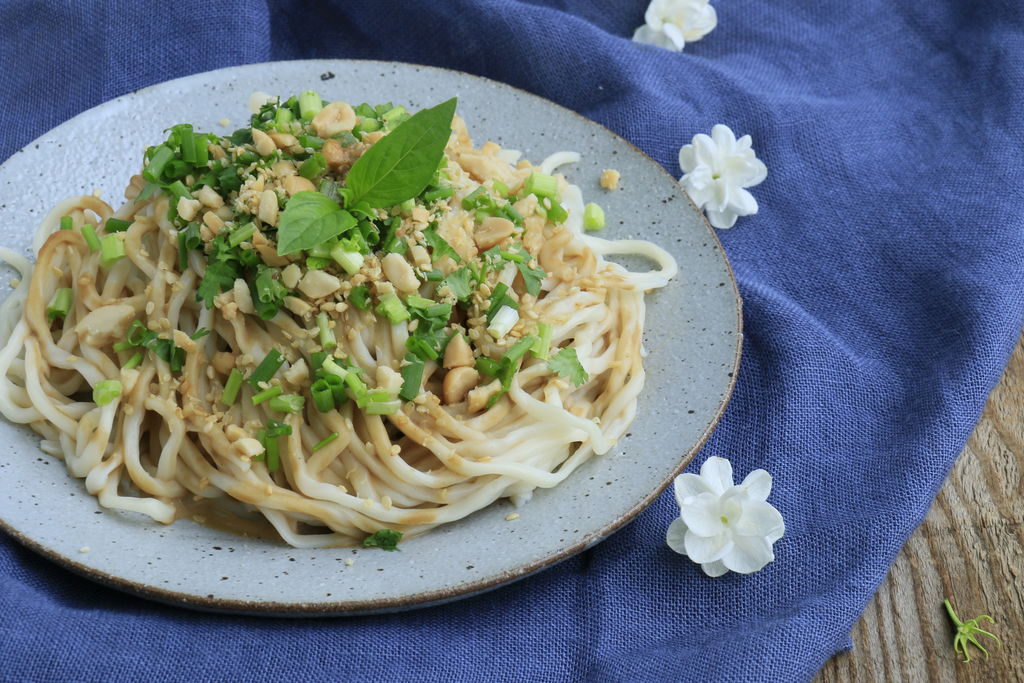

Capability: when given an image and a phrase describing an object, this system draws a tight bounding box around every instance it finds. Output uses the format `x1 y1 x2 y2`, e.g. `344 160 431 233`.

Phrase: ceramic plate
0 60 741 615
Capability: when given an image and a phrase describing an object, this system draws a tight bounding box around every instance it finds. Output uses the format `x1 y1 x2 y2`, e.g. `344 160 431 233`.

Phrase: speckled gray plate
0 60 741 616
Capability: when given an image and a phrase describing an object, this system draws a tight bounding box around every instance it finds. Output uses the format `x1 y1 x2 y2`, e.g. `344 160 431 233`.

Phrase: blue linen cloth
2 1 1023 680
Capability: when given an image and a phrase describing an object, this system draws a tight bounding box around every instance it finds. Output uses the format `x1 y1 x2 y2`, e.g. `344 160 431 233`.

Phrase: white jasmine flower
679 124 767 229
632 0 718 52
666 456 784 577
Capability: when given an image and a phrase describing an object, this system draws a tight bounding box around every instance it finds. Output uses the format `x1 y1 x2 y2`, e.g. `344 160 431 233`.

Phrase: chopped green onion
298 90 323 121
166 180 191 201
266 419 292 439
376 293 410 324
112 340 134 352
475 357 499 377
143 145 174 183
100 234 125 268
583 203 606 231
533 322 552 359
349 285 371 311
252 385 283 405
46 288 73 322
317 312 336 351
268 394 305 413
365 400 401 415
123 352 144 370
274 107 294 130
93 379 122 406
228 222 257 247
312 433 339 452
485 282 518 324
59 216 73 231
381 105 407 124
425 302 452 319
399 360 425 401
105 218 132 233
264 433 280 471
504 336 538 365
491 179 511 198
546 198 569 224
136 181 161 202
322 373 347 406
221 368 244 405
299 152 325 180
352 118 380 137
249 349 285 388
178 125 197 163
524 172 559 199
299 134 324 150
422 185 454 203
321 357 348 379
305 256 332 270
487 305 520 339
193 135 209 166
311 379 336 413
405 295 434 310
405 336 439 361
330 244 364 275
343 370 368 398
399 198 416 215
309 351 328 372
81 224 101 252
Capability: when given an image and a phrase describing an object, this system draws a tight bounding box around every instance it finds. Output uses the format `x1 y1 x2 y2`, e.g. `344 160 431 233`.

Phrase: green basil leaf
345 98 457 209
276 191 356 255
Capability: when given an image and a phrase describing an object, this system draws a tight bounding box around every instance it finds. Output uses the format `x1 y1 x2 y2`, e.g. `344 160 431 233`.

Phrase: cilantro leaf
442 267 473 302
197 260 239 308
548 347 588 387
344 98 457 209
422 226 461 263
276 191 357 255
362 528 403 551
516 261 546 297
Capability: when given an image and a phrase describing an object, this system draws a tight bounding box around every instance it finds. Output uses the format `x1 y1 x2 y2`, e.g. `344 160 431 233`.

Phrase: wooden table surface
815 336 1024 682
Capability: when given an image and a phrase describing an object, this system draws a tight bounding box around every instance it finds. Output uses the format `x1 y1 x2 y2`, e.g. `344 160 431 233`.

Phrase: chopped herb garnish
93 380 122 407
269 394 305 414
583 202 605 231
548 347 588 387
362 528 403 551
348 285 371 311
197 260 238 308
312 432 339 452
442 267 474 302
46 288 72 322
81 224 101 252
422 226 461 263
376 293 410 324
105 218 132 233
399 359 425 401
251 385 283 405
100 234 125 268
316 312 336 351
249 349 285 388
221 368 244 405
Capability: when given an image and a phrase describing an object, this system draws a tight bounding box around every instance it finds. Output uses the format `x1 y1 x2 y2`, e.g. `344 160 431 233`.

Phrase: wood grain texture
816 337 1024 682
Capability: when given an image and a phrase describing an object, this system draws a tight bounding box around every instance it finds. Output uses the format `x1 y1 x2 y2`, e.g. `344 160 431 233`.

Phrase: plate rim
0 58 742 616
